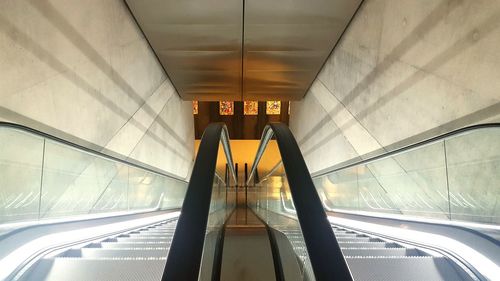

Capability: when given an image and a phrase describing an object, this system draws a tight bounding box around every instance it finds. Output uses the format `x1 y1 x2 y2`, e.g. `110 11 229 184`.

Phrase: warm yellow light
266 101 281 115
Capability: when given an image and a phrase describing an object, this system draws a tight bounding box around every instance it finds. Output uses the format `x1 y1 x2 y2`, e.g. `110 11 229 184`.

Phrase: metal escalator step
341 248 423 257
139 229 176 232
129 232 174 238
338 242 400 248
334 230 357 234
148 226 176 229
345 256 469 281
116 237 170 243
99 242 171 248
135 232 175 235
138 229 170 233
61 248 170 258
24 259 167 281
334 233 365 237
336 237 381 243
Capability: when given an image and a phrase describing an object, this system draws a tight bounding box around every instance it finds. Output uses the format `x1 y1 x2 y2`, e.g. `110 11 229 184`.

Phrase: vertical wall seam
37 139 46 220
443 139 452 220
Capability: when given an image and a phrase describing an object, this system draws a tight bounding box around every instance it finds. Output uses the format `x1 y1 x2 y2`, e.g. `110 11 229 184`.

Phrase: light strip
327 207 500 231
0 207 164 233
327 216 499 280
0 212 180 281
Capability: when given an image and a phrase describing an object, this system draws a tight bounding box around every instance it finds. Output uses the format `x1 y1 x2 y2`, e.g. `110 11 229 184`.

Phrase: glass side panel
160 177 188 210
0 128 44 223
313 127 500 228
40 140 121 218
128 169 165 210
356 162 398 214
445 129 500 224
248 134 316 281
198 141 236 281
357 141 449 219
315 166 360 211
90 165 129 213
0 126 188 230
391 141 450 218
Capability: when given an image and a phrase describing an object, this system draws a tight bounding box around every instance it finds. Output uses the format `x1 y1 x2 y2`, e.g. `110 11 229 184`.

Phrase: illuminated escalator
21 219 178 281
1 123 498 281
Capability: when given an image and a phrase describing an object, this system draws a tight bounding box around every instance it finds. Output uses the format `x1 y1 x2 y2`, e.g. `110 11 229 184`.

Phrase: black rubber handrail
311 123 500 178
0 121 186 183
248 123 353 281
162 123 237 281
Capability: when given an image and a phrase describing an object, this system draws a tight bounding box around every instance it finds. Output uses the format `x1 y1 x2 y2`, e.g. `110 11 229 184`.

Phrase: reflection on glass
314 127 500 226
0 127 188 228
198 139 236 281
445 130 500 224
41 140 121 218
316 166 360 211
0 129 44 223
91 165 129 212
248 140 315 280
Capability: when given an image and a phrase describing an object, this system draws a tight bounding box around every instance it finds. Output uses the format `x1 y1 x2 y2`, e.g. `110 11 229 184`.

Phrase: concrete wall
0 0 194 179
290 0 500 174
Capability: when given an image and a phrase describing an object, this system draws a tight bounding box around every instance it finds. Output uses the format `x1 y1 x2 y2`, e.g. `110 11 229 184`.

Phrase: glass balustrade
198 142 237 281
313 126 500 226
248 139 316 281
0 125 188 228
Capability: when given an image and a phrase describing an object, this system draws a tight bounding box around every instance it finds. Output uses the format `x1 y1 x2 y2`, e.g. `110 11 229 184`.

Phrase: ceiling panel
126 0 243 100
125 0 362 101
243 0 362 100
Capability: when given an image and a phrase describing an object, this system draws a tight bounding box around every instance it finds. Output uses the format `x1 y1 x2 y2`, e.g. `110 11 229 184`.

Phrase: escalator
329 224 474 281
314 124 500 281
245 123 497 281
20 219 178 281
0 123 188 281
1 122 498 281
219 207 279 281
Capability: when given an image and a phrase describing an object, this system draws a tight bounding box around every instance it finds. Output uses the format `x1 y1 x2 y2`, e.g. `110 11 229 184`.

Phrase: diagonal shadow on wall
27 0 192 154
302 7 500 159
0 16 191 163
297 0 466 147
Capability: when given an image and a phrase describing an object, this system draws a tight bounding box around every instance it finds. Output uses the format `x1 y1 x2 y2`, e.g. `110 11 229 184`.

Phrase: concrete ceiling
125 0 362 101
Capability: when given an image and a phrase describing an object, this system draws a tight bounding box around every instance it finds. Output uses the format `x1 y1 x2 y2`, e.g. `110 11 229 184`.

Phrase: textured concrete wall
0 0 194 178
290 0 500 174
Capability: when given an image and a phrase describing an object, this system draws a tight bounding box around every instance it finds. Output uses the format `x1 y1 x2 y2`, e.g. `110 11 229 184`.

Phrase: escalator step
341 248 424 257
128 234 174 238
24 259 167 281
61 248 170 258
116 237 170 243
336 237 381 243
100 242 171 248
345 256 470 281
334 233 366 238
338 242 400 248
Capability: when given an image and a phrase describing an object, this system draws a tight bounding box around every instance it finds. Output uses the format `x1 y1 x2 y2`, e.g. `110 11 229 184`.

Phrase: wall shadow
27 0 192 153
297 0 465 147
300 3 500 160
0 15 191 164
